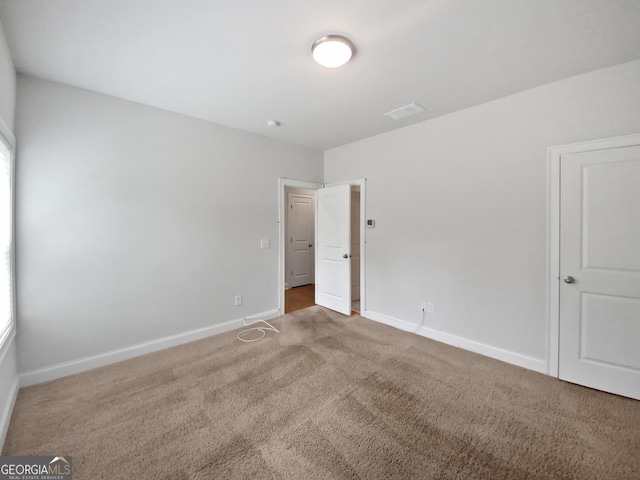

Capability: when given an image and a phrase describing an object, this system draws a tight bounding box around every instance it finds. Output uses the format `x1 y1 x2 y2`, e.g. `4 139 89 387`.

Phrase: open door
316 184 351 315
558 143 640 399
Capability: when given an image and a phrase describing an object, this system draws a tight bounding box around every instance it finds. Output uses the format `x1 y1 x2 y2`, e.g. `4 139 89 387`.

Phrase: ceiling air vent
384 102 426 120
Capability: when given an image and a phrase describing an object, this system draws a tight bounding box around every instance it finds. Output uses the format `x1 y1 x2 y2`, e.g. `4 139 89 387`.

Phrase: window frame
0 121 16 354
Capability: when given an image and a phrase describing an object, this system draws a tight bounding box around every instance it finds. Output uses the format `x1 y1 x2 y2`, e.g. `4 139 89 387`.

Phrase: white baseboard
0 377 18 451
19 308 281 388
364 310 547 374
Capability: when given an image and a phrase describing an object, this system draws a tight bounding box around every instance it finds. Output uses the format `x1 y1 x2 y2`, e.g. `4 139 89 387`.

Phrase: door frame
324 179 367 316
547 133 640 377
278 177 367 317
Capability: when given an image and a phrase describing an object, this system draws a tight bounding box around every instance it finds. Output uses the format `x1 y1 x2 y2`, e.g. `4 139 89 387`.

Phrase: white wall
325 60 640 370
15 76 323 375
0 19 17 450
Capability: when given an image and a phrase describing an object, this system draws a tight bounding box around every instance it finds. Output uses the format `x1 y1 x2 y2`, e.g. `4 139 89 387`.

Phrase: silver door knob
564 276 575 284
343 254 350 259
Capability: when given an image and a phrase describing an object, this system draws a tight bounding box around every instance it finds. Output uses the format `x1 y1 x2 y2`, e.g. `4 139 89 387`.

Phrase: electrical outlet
420 301 426 312
427 302 435 314
235 295 242 306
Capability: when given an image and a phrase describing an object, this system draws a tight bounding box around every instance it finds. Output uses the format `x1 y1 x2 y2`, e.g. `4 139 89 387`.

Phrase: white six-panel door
316 184 351 315
559 143 640 400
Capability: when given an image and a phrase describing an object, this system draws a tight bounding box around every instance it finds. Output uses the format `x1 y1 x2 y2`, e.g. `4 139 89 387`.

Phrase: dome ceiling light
311 35 354 69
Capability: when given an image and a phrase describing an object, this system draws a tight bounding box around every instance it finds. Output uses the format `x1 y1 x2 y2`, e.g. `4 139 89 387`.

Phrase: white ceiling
0 0 639 151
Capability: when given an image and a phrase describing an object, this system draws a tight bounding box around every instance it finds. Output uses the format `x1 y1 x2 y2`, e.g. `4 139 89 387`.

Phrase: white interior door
287 193 314 288
559 144 640 400
316 184 351 315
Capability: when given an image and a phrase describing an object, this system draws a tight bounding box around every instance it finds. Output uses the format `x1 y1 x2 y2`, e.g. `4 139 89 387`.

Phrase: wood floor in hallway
285 284 360 315
284 284 315 314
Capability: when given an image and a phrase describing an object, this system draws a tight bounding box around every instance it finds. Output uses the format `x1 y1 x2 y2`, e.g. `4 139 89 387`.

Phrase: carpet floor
4 306 640 479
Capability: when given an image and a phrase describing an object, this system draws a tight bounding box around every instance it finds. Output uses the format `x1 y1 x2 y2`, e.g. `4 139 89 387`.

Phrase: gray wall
325 59 640 367
0 18 17 450
0 19 14 133
15 76 323 372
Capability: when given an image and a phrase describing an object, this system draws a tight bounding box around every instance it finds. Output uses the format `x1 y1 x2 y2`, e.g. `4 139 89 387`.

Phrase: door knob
564 276 576 284
343 253 351 259
309 244 312 248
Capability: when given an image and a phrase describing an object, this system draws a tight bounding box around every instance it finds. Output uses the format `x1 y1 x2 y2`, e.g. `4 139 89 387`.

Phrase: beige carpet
4 306 640 479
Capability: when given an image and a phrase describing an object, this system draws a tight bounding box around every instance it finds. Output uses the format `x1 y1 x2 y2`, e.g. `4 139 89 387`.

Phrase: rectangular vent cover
384 103 426 120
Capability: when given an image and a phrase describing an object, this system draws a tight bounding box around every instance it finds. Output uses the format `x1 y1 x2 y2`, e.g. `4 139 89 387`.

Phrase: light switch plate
261 239 270 249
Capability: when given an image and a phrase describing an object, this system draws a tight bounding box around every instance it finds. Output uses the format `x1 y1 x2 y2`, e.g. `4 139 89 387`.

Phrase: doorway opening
350 185 362 313
278 178 366 317
284 186 316 313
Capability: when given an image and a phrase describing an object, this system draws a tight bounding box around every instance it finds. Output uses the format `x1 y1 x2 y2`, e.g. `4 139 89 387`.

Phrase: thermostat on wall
367 219 375 228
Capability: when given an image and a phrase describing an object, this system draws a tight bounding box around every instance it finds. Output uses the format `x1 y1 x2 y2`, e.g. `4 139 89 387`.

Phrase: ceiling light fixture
311 35 354 68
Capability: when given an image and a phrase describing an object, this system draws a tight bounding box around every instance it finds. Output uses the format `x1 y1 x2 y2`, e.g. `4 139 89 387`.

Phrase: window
0 134 13 348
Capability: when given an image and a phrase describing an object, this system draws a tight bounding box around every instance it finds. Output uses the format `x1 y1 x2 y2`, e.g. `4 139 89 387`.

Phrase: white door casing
549 134 640 400
316 184 351 315
287 193 314 288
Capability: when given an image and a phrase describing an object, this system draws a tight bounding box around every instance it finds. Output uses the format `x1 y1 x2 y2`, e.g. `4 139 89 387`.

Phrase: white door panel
316 184 351 315
559 144 640 400
580 160 640 271
579 293 640 370
293 250 310 276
